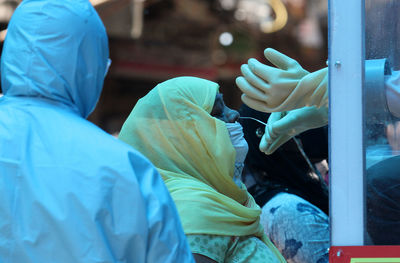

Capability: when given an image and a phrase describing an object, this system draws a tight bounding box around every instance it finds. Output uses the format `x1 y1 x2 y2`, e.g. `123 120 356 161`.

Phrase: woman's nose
225 108 240 123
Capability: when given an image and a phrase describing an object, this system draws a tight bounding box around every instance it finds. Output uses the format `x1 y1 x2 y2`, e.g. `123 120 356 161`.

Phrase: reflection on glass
365 0 400 245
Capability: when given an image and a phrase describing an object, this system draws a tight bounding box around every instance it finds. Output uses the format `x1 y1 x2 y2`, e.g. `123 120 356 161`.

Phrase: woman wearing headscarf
119 76 286 263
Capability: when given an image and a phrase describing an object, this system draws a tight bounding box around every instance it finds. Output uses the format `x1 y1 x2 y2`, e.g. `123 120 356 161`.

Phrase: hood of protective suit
1 0 109 117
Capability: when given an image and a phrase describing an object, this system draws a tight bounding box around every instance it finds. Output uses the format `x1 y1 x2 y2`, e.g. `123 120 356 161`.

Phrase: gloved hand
260 105 328 154
236 48 328 113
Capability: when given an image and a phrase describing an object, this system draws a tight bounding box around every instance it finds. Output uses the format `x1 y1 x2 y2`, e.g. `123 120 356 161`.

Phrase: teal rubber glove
260 106 329 154
236 48 328 113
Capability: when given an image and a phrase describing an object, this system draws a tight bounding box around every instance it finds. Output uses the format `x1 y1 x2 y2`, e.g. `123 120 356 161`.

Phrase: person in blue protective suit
0 1 194 262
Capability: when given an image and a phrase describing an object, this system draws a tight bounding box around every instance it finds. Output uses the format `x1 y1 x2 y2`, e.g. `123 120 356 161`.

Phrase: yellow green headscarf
119 76 285 262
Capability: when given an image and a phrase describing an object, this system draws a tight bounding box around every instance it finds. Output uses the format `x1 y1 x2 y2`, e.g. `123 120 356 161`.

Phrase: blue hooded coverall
0 1 194 262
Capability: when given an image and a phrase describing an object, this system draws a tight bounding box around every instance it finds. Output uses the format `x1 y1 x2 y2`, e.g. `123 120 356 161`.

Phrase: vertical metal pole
329 0 365 245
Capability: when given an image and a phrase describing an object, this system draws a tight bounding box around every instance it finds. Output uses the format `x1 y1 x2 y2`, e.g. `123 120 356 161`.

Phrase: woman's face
210 93 240 123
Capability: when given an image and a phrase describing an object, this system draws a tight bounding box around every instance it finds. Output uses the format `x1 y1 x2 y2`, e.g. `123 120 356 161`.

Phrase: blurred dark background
0 0 328 135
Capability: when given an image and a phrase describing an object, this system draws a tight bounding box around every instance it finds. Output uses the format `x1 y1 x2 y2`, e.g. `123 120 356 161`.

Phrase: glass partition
364 0 400 245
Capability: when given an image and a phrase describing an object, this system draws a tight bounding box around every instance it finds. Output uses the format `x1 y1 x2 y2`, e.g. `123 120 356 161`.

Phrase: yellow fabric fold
119 76 285 262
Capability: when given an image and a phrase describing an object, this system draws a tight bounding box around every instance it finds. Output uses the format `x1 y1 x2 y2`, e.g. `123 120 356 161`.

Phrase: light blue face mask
226 122 249 187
